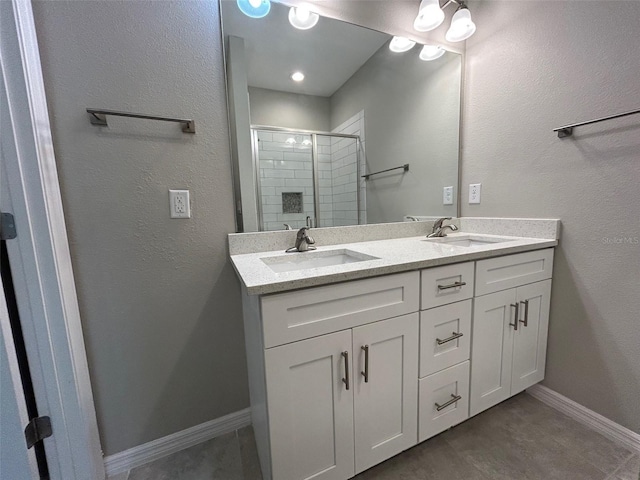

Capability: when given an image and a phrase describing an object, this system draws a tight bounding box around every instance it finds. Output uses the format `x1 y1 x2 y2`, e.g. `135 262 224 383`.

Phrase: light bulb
445 7 476 42
291 71 305 82
237 0 271 18
288 6 320 30
389 36 416 53
413 0 445 32
419 45 445 61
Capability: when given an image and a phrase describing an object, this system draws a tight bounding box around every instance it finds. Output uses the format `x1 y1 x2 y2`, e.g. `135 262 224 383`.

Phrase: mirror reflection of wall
222 0 461 232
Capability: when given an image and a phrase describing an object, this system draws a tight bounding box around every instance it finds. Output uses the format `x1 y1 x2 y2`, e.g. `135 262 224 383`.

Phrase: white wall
249 87 331 132
331 45 460 223
463 0 640 433
32 0 249 455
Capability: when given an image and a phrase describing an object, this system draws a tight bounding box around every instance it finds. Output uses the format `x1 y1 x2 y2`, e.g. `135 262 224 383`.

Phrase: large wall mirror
221 0 462 232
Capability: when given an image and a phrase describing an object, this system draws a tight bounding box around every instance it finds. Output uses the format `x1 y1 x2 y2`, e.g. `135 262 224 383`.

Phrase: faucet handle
433 217 452 230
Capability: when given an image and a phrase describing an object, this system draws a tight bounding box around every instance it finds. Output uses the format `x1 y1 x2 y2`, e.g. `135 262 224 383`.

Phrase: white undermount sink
424 234 515 248
261 249 379 273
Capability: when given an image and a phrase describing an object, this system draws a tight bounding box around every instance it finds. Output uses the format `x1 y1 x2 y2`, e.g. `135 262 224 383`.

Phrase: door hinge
1 212 17 240
24 416 52 449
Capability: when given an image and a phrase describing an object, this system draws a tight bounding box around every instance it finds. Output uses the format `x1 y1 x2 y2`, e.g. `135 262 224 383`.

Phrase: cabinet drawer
419 361 470 443
261 271 420 348
475 249 554 296
420 300 471 377
421 262 474 310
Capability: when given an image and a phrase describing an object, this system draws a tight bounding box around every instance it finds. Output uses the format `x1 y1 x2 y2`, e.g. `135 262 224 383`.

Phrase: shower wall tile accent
317 135 334 228
332 111 365 227
257 131 315 231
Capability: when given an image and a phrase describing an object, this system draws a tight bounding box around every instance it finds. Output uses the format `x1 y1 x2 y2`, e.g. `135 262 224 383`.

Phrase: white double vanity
230 218 559 480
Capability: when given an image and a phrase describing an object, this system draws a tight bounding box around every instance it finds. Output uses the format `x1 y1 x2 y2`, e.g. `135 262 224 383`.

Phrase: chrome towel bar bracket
87 108 196 133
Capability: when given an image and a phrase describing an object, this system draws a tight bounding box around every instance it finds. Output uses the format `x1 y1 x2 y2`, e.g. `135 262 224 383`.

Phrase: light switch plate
169 189 191 218
469 183 481 204
443 186 454 205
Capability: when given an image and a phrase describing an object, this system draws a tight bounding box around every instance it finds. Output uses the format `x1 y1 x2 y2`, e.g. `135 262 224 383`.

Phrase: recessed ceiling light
389 36 416 53
291 71 305 82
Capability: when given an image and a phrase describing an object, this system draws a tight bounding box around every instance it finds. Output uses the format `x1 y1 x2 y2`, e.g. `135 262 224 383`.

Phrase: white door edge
1 1 105 478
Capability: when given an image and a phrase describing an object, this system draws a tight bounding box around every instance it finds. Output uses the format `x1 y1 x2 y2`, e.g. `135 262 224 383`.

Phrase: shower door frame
251 125 361 231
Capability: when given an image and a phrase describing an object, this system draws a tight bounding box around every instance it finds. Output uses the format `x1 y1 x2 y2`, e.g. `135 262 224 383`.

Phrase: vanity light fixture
285 137 297 145
389 36 417 53
291 71 305 82
413 0 476 42
301 139 313 146
237 0 271 18
413 0 445 32
419 44 445 61
445 4 476 42
288 6 320 30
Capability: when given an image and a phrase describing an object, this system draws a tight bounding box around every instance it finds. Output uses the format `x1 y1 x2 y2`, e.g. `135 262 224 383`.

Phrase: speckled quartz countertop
230 230 558 295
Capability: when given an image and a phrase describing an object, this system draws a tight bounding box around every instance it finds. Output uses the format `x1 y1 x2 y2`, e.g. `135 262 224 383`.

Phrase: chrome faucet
428 217 459 238
286 227 317 253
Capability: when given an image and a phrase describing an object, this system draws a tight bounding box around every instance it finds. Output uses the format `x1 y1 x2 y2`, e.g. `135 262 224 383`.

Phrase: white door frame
1 1 105 478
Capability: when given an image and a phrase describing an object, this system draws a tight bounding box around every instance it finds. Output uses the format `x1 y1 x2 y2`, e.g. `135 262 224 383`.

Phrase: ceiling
221 0 391 97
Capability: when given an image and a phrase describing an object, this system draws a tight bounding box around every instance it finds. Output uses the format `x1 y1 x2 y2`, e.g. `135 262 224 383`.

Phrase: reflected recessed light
291 71 305 82
288 6 320 30
419 45 445 61
389 36 416 53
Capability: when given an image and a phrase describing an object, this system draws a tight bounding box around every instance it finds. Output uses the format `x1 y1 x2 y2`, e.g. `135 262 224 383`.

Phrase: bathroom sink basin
261 249 379 273
424 235 514 248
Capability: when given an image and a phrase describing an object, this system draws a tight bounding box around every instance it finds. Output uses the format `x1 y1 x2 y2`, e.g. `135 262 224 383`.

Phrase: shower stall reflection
252 127 362 231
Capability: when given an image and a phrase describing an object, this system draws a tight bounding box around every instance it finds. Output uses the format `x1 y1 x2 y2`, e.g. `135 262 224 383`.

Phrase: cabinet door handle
435 394 462 411
437 281 467 291
361 345 369 383
509 303 519 330
519 299 529 327
436 332 464 345
341 351 350 390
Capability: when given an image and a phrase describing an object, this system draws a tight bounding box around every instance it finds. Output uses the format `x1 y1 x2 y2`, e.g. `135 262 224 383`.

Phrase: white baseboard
104 408 251 476
527 384 640 453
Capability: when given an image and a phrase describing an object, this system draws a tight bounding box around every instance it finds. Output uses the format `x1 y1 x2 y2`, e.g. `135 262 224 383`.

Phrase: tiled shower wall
332 111 366 226
257 131 315 231
256 120 363 231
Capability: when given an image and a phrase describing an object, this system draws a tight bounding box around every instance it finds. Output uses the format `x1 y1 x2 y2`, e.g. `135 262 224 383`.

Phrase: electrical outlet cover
443 186 454 205
169 189 191 218
469 183 481 204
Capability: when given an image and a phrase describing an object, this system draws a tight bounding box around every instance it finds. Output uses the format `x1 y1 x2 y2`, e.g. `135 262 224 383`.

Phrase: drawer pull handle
519 299 529 327
341 351 350 390
361 345 369 383
436 332 464 345
437 281 467 291
435 394 462 412
509 303 519 330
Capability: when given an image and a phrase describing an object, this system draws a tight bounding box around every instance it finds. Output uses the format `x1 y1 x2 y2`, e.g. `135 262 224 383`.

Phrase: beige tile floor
109 393 639 480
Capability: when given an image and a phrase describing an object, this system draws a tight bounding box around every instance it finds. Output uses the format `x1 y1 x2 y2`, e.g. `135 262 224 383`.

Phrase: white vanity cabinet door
265 330 355 480
511 280 552 394
470 289 516 417
353 313 418 475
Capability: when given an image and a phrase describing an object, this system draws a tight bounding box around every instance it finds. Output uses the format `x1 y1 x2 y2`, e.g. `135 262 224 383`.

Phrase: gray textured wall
463 0 640 432
248 87 331 132
331 46 460 223
32 1 249 455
